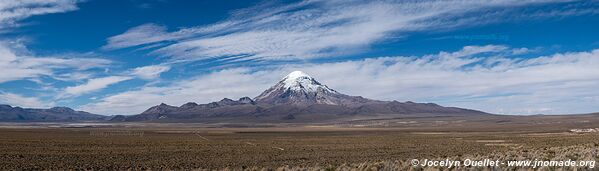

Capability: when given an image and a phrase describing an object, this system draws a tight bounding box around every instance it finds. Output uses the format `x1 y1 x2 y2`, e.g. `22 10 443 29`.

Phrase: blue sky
1 0 598 115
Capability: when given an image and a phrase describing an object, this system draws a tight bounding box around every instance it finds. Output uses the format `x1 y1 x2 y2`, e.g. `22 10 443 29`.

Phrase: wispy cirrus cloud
0 0 80 31
130 64 171 80
0 41 116 107
61 76 132 98
55 64 171 99
0 42 171 102
0 1 91 84
80 68 276 115
0 92 52 108
104 0 594 62
82 45 599 115
0 41 112 84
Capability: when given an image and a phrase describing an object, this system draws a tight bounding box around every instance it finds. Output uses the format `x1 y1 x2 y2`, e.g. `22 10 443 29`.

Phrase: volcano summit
117 71 488 123
255 71 373 106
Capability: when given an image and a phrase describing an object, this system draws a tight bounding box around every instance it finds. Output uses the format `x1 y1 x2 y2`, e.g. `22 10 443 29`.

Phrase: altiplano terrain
1 123 598 170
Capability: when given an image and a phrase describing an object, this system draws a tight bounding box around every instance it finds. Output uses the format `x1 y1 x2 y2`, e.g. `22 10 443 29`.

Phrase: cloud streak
104 0 591 62
0 41 112 84
0 92 51 108
55 64 171 99
62 76 132 98
80 69 277 115
0 0 79 30
130 64 171 80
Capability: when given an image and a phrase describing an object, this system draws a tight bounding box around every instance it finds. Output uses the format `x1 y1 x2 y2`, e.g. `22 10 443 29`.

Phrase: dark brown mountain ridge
0 104 107 122
115 71 489 123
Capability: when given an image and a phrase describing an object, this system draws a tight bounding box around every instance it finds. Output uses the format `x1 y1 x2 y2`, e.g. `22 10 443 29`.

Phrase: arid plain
1 114 599 170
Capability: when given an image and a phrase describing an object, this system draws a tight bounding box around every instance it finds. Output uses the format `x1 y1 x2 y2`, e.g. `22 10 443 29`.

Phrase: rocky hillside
0 105 107 122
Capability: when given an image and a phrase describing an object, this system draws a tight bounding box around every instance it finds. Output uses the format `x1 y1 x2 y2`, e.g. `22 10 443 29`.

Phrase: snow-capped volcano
123 70 489 122
255 71 371 106
281 71 336 93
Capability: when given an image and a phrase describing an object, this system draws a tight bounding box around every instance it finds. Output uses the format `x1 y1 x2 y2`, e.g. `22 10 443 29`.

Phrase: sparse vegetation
0 127 598 170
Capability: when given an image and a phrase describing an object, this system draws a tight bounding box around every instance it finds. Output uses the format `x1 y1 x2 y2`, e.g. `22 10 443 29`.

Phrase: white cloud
0 41 112 83
52 64 169 99
0 1 94 90
104 0 588 62
81 45 599 115
62 76 132 97
293 48 599 115
0 0 79 30
0 92 52 108
80 69 277 115
130 64 170 80
103 23 171 49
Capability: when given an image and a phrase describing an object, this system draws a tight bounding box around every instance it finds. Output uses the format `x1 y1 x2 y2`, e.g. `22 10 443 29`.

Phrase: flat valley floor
1 123 599 170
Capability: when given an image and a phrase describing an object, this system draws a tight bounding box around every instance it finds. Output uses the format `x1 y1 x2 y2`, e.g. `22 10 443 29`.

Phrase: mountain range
112 71 489 123
0 71 489 123
0 105 107 122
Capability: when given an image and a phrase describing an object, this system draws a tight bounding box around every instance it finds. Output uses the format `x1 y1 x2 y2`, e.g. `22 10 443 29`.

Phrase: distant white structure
570 128 599 133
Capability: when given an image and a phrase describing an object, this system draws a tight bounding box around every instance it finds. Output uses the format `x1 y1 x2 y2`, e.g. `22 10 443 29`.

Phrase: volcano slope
117 71 489 123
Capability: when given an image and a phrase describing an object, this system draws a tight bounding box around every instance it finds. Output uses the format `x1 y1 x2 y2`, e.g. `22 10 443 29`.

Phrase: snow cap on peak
254 70 339 102
280 70 336 93
285 71 311 80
